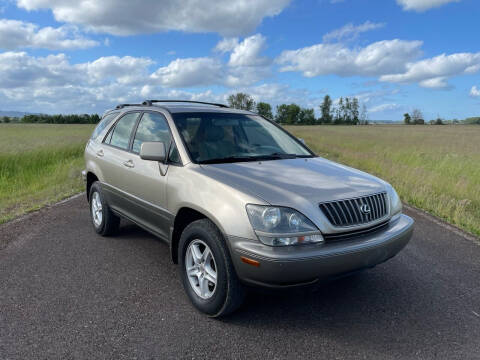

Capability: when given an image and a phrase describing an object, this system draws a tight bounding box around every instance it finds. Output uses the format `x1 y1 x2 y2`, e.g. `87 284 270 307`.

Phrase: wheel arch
170 206 227 264
86 171 99 201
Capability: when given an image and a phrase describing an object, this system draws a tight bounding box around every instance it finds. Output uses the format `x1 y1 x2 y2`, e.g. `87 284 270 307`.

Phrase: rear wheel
89 182 120 236
179 219 245 317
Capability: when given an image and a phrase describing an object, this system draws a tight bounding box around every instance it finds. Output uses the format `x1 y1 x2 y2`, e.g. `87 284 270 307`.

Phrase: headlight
388 186 402 216
246 205 324 246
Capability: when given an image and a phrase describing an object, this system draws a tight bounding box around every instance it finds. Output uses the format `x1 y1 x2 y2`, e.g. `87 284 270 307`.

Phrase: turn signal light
241 256 260 267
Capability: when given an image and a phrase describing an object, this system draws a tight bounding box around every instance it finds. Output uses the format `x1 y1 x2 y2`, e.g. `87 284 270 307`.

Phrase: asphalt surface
0 195 479 360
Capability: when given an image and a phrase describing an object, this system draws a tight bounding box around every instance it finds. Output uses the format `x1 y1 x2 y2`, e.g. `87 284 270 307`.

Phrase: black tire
179 219 245 317
89 181 120 236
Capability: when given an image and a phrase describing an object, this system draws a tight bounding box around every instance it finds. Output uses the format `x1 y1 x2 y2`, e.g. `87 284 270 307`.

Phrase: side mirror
140 141 166 162
298 138 306 144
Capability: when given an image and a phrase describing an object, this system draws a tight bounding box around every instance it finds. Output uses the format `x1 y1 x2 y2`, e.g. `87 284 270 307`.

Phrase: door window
106 112 140 150
132 112 172 154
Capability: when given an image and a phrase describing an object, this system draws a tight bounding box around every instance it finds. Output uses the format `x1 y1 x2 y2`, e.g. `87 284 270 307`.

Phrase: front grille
319 192 388 227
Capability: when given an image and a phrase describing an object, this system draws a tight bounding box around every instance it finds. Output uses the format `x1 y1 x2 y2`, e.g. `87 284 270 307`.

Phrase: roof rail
142 99 229 108
115 103 143 109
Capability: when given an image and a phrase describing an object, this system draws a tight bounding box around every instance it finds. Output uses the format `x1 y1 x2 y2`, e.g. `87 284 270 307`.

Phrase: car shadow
111 222 475 355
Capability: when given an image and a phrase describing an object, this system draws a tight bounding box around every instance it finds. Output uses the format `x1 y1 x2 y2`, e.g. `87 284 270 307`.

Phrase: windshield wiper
199 153 302 164
199 156 262 164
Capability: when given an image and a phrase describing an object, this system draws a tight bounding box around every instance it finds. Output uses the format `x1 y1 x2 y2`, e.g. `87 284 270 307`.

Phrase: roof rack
142 100 229 108
115 103 143 109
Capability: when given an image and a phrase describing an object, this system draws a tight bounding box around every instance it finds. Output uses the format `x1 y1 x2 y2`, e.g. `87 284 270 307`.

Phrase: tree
227 92 255 111
3 116 11 123
360 104 369 125
275 104 289 124
275 104 301 124
351 97 360 125
256 102 273 119
320 95 333 124
344 97 352 124
298 108 315 125
464 117 480 124
334 97 344 124
411 109 424 125
403 113 411 125
435 117 444 125
285 104 301 124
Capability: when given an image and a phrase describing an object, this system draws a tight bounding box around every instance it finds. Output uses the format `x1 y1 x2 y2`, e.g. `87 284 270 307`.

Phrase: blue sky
0 0 479 120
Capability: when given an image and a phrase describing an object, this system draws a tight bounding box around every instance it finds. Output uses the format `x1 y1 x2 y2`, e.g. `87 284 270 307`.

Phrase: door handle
123 160 135 168
96 149 104 157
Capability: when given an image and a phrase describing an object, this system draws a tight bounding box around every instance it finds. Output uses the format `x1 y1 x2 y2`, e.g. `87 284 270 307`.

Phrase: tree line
402 109 464 125
19 113 101 124
227 93 368 125
1 93 479 125
0 113 101 124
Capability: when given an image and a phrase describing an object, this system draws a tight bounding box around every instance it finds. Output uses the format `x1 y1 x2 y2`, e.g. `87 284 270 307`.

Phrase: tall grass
288 125 480 237
0 124 94 223
1 123 479 238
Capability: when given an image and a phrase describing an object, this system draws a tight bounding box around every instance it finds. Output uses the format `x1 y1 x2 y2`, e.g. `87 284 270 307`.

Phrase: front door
119 111 175 240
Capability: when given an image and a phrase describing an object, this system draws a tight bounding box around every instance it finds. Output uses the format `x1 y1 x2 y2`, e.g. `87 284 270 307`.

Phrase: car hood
197 157 387 207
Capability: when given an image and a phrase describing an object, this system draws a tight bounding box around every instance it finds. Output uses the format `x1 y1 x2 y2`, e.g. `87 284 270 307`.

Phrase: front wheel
179 219 245 317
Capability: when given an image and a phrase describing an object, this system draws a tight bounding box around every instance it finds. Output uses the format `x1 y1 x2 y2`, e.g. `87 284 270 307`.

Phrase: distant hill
0 110 39 118
369 120 402 124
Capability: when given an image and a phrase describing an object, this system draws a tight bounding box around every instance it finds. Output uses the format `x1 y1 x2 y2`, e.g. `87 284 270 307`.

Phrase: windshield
172 112 314 164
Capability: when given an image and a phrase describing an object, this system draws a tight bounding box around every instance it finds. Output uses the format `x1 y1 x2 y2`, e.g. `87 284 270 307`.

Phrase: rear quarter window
91 112 118 142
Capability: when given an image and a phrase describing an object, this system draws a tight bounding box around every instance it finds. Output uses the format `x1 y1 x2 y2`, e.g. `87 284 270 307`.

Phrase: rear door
99 111 141 218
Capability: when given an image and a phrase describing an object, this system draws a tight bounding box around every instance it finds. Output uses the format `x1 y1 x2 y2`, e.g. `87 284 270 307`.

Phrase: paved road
1 196 479 359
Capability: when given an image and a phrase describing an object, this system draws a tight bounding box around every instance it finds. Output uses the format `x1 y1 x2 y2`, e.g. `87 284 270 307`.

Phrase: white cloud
16 0 291 36
470 86 480 97
0 49 319 114
380 52 480 88
322 21 385 43
397 0 461 12
214 38 239 53
348 88 401 105
0 51 156 112
277 39 423 77
277 38 480 89
0 19 98 50
0 32 274 112
80 56 154 85
369 103 401 113
151 57 223 87
150 34 271 88
228 34 269 67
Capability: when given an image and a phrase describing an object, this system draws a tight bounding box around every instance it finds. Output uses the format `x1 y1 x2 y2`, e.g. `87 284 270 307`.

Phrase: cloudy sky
0 0 479 119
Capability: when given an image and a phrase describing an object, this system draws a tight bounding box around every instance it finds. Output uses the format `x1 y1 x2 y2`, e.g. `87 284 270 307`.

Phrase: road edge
0 192 85 228
403 204 480 246
1 192 478 247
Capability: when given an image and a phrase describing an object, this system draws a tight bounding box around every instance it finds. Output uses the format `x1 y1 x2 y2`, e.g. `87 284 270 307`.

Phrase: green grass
0 124 94 223
1 123 479 238
287 125 480 237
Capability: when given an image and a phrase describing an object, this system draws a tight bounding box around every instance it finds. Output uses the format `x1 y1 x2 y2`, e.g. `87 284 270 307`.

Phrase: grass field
1 123 479 237
288 125 480 237
0 124 94 223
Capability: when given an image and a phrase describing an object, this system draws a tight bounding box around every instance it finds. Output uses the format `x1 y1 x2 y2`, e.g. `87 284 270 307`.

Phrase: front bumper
230 214 414 288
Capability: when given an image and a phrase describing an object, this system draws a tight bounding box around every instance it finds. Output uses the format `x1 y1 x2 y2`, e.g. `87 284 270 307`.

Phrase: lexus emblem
360 204 371 214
